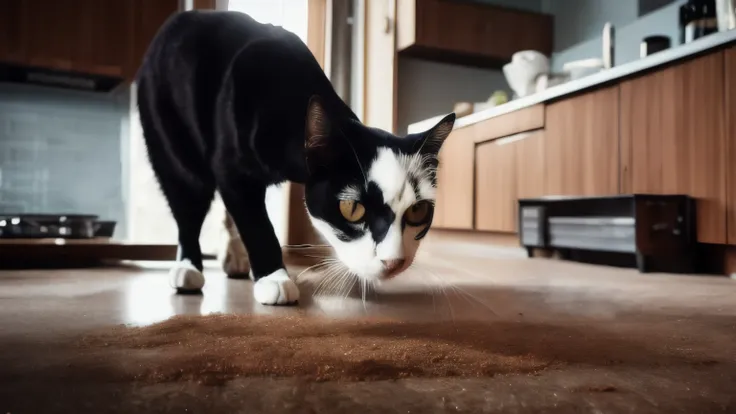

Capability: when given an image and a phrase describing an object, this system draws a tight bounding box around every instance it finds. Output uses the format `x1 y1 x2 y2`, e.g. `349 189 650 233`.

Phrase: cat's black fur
136 10 453 281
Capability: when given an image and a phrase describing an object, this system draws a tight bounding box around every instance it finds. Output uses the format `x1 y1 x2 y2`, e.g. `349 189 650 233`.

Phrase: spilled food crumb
573 385 618 393
76 314 549 384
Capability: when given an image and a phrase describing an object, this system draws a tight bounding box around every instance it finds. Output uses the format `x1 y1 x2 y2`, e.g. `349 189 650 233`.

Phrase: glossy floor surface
1 238 735 413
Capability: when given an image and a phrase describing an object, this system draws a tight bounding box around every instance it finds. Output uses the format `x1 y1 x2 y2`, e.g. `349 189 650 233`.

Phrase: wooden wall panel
544 85 620 197
727 47 736 245
475 139 517 232
364 0 397 132
620 52 726 244
434 126 475 230
193 0 216 9
286 0 328 246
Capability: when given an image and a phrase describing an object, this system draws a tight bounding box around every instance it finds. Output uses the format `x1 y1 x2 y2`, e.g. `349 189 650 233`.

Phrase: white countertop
407 30 736 134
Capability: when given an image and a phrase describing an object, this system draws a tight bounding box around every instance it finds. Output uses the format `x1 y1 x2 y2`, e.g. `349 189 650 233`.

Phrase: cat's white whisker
295 259 336 282
419 266 457 324
413 262 498 317
312 262 344 297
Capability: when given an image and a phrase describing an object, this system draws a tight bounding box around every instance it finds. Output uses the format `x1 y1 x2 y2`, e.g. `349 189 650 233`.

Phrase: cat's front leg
218 183 299 306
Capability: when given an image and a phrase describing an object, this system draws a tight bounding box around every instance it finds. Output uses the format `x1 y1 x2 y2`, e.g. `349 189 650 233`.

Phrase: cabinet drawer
472 104 544 144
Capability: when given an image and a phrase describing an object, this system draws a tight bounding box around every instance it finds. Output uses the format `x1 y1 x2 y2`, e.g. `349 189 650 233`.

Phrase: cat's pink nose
381 259 406 276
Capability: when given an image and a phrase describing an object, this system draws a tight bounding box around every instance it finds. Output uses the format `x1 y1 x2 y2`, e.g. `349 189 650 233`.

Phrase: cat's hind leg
217 182 299 306
164 181 215 293
218 211 251 278
137 84 215 294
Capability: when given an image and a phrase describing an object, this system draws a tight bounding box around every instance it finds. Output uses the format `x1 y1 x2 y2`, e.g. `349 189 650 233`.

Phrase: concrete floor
1 239 735 413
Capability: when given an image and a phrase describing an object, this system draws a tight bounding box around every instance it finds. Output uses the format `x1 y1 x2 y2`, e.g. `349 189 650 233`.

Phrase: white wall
126 0 309 252
396 58 511 135
543 0 686 71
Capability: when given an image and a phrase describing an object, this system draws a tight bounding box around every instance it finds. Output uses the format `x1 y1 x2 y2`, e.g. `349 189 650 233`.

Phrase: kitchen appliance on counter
640 35 672 58
680 0 719 44
716 0 736 31
603 22 615 68
503 50 550 98
503 50 569 98
0 214 116 239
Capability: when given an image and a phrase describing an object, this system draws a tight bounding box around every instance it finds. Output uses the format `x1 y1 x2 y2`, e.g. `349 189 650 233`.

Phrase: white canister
716 0 736 31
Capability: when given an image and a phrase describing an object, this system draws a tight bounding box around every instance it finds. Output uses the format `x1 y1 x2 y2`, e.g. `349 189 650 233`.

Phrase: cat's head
303 96 455 282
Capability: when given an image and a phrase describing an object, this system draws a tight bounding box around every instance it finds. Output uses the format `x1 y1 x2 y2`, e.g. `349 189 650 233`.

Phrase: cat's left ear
305 95 335 172
415 113 456 155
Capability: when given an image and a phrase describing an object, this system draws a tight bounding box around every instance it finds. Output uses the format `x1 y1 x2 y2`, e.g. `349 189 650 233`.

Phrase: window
127 0 309 253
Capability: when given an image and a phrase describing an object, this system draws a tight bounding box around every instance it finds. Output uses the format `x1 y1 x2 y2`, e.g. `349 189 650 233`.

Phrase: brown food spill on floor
76 314 549 385
71 313 704 386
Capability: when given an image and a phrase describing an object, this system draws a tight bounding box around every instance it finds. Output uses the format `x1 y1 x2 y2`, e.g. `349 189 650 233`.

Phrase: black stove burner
0 214 100 239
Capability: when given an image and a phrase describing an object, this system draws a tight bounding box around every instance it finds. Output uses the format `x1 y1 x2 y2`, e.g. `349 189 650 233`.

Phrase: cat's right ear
415 112 455 155
305 95 335 173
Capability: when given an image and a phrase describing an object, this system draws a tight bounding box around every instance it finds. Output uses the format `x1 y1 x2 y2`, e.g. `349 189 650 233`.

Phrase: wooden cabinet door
515 130 546 200
544 85 620 197
724 47 736 245
620 52 726 244
474 130 545 233
131 0 179 80
475 138 517 232
19 0 141 77
24 0 78 71
434 126 475 230
72 0 135 77
0 0 27 64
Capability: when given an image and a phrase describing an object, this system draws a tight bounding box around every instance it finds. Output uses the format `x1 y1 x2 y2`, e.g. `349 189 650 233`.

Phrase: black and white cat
136 10 455 306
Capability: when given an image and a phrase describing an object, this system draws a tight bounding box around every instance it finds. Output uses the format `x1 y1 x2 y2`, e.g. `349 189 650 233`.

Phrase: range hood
0 63 125 93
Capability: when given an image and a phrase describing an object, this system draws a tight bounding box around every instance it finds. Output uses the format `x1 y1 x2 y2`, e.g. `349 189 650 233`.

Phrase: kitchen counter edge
407 30 736 134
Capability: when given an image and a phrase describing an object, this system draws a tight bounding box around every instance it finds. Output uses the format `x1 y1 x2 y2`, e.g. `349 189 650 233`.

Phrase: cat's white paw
253 268 300 306
169 259 205 292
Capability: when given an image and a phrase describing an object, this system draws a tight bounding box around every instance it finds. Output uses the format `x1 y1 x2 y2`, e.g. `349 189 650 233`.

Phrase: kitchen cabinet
21 0 135 77
0 0 179 81
727 47 736 246
472 105 545 143
475 137 517 232
0 0 26 64
397 0 553 69
434 125 475 230
474 130 545 233
132 0 180 80
544 85 620 197
620 52 727 244
515 130 546 200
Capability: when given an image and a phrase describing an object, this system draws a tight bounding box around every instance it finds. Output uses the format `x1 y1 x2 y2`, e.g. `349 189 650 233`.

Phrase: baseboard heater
518 194 696 273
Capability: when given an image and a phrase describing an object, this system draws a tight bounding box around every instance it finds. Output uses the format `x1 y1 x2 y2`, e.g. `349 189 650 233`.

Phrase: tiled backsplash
0 83 129 238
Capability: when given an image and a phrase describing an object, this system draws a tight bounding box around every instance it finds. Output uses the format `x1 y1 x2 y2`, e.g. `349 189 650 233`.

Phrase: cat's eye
339 200 365 222
404 200 433 226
